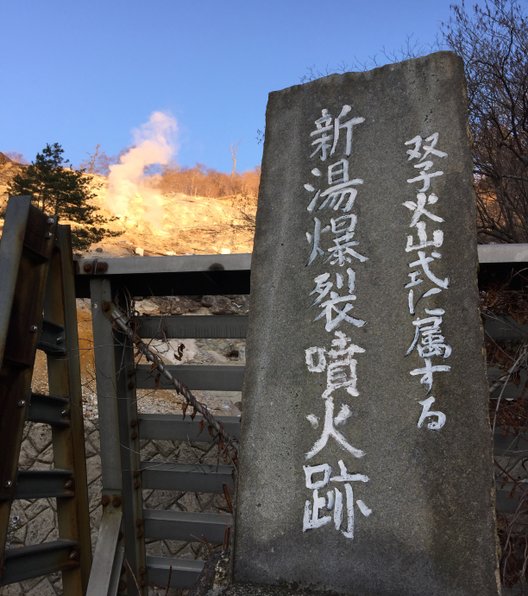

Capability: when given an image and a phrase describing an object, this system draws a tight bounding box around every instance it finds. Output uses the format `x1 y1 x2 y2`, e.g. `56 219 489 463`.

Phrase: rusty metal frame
43 225 92 592
0 198 56 512
0 197 92 593
0 197 58 571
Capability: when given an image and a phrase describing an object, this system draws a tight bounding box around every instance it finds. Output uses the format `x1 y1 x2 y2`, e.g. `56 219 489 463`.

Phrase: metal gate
79 253 250 595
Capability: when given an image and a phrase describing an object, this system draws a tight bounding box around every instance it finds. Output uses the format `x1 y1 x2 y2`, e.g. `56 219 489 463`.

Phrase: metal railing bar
135 364 245 391
76 253 252 276
143 509 232 543
105 301 239 455
138 414 240 442
37 319 67 356
1 539 79 584
146 555 204 589
14 469 74 500
27 392 70 427
141 462 234 492
135 314 248 339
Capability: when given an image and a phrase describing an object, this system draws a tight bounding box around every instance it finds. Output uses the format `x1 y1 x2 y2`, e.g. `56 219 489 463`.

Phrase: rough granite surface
234 52 500 595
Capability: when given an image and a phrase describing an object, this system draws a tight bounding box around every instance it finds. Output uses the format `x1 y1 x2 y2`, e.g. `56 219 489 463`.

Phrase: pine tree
8 142 120 250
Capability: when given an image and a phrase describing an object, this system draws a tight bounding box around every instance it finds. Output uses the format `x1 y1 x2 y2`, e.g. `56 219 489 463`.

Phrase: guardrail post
90 278 123 495
112 314 146 595
44 226 92 593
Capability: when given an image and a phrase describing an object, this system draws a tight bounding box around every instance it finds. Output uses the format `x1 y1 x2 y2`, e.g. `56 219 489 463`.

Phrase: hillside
0 153 257 256
0 152 24 200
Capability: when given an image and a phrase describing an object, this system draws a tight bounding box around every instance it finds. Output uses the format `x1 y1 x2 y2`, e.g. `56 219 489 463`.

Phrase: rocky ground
83 294 248 420
0 153 23 209
0 151 257 258
83 191 256 259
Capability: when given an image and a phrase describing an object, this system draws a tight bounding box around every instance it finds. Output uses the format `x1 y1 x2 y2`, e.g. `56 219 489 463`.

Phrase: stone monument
234 52 499 595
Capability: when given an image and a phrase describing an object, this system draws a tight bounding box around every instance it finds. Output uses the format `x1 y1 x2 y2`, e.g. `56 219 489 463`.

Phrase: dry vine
481 276 528 593
102 299 239 465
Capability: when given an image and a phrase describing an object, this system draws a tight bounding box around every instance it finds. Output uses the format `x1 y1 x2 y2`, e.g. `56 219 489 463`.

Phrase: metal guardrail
74 253 251 299
80 246 527 594
85 254 250 594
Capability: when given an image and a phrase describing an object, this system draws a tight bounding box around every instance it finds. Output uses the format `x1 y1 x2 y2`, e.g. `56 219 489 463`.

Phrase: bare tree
443 0 528 242
229 142 240 176
80 144 114 176
3 151 27 164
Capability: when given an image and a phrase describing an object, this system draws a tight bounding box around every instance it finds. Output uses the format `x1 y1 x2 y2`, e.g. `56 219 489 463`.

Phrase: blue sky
1 1 475 173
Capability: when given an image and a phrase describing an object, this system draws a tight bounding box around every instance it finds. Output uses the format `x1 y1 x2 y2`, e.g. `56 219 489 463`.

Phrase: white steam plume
106 111 178 234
